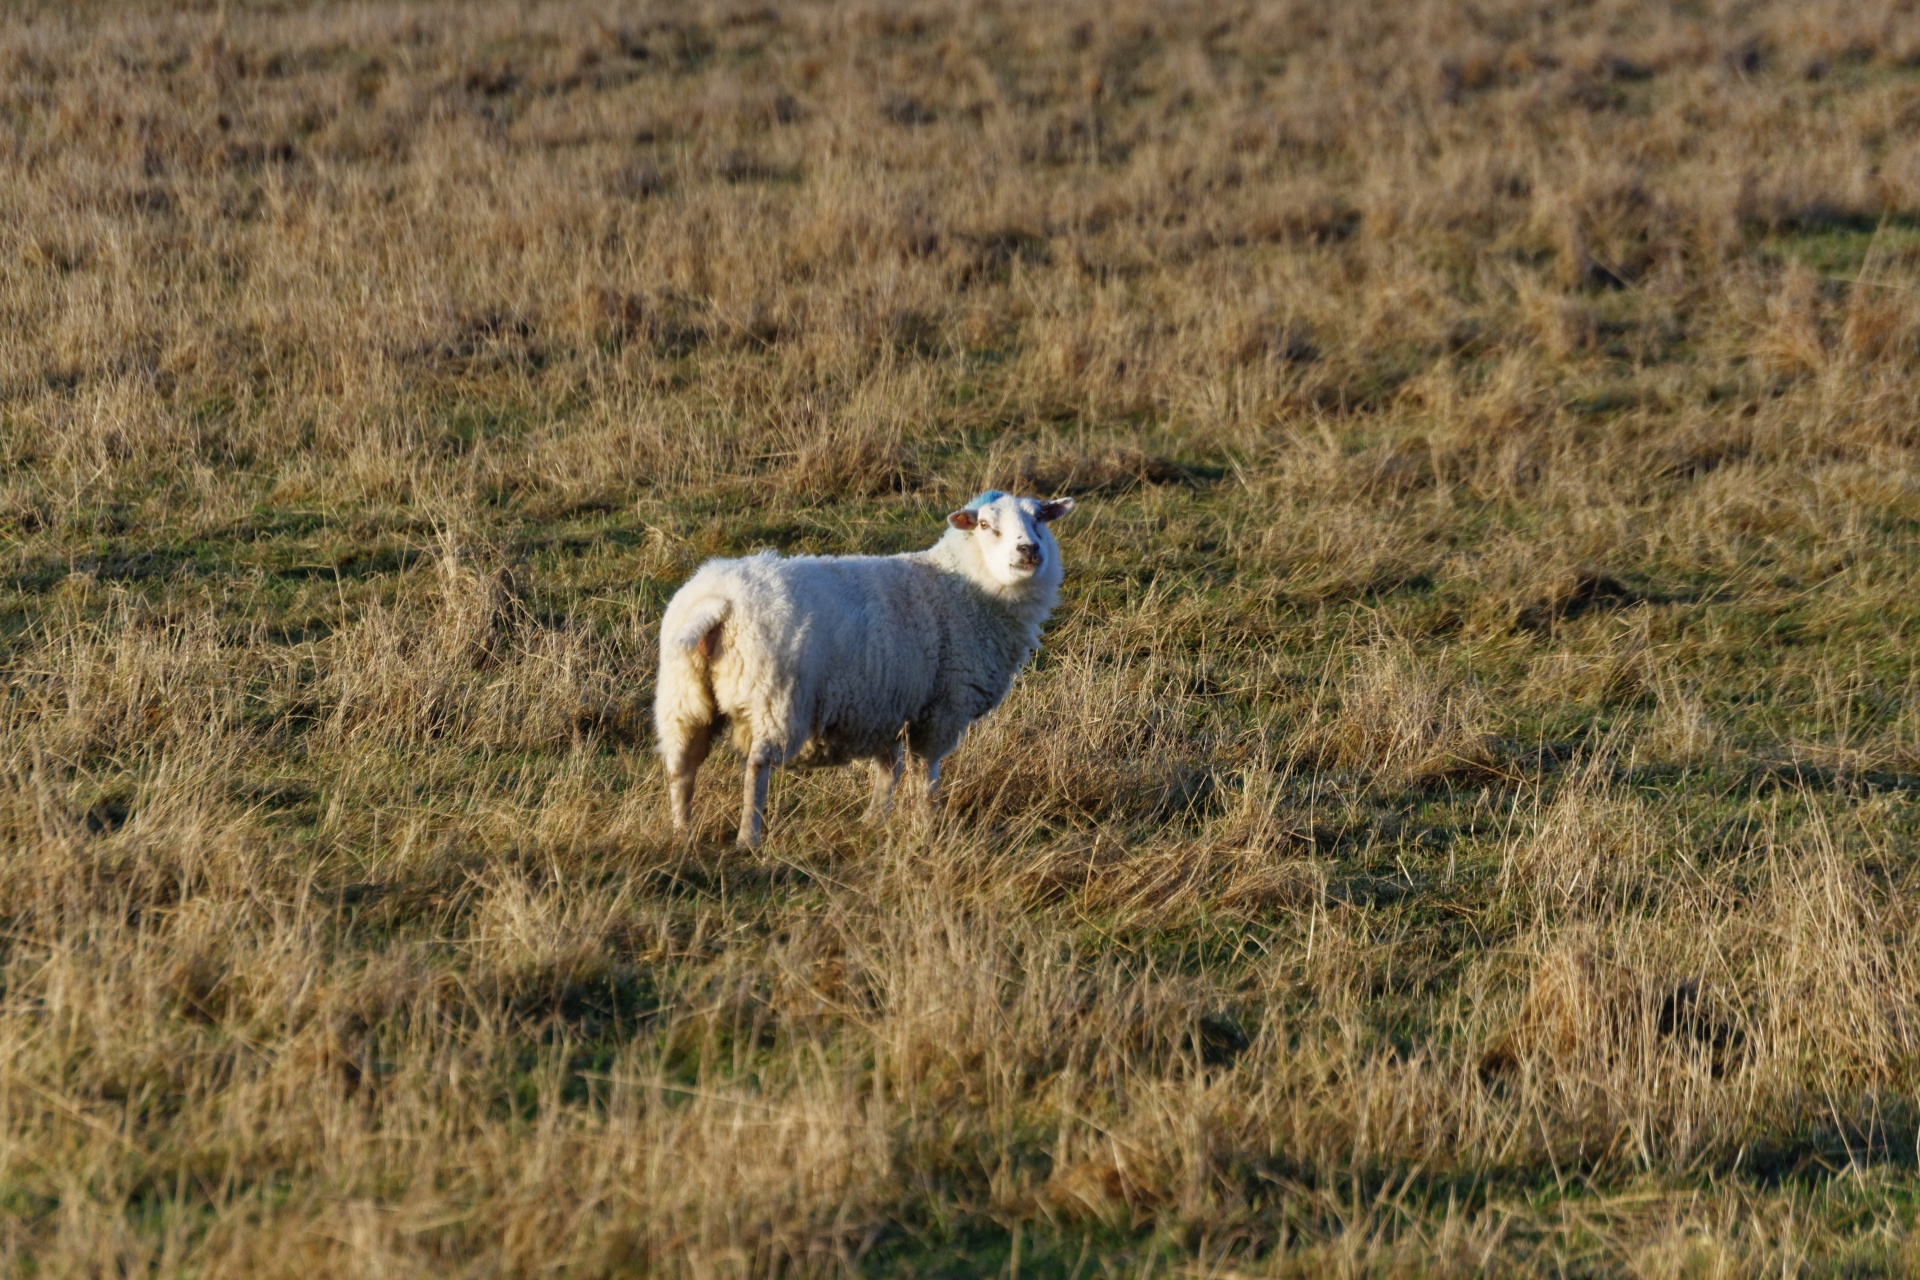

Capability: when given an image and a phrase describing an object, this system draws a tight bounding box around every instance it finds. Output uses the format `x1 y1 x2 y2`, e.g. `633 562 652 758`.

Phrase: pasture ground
7 0 1920 1273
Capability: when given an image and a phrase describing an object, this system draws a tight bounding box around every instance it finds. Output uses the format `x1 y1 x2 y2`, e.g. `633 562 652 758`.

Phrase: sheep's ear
947 509 979 531
1035 497 1075 523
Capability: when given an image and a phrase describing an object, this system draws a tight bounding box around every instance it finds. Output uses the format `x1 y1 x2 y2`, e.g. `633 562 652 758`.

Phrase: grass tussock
6 0 1920 1273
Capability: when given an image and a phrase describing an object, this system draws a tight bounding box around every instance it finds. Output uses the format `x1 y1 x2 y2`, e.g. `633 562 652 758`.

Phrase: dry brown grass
7 0 1920 1274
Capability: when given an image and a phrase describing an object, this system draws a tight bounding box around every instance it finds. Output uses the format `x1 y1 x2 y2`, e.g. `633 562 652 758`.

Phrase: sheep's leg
664 721 711 835
906 720 959 820
923 754 946 810
738 747 775 850
862 746 905 823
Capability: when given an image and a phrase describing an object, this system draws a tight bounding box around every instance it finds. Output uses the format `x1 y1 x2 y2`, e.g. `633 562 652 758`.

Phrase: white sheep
654 491 1076 847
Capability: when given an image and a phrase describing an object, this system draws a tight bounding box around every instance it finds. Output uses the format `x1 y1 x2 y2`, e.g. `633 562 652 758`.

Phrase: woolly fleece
654 492 1072 844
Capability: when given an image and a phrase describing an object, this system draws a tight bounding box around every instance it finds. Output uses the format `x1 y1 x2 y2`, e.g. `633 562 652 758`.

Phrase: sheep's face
947 492 1075 589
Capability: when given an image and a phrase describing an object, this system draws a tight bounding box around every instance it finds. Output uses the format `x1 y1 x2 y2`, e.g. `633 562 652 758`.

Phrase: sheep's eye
978 522 994 535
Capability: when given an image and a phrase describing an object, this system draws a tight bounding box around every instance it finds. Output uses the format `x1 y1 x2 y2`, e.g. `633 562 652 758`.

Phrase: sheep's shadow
637 841 836 900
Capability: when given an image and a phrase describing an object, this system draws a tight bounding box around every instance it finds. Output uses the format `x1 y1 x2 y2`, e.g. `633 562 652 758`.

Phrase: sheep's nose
1015 542 1040 567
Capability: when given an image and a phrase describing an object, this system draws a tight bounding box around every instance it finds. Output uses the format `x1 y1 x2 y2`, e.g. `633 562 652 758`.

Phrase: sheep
654 491 1076 847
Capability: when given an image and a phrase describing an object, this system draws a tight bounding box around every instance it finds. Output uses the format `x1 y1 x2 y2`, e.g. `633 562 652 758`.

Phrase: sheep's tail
668 596 730 658
655 593 730 760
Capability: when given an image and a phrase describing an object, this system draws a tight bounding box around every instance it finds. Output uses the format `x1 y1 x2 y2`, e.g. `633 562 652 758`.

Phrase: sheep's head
947 491 1075 590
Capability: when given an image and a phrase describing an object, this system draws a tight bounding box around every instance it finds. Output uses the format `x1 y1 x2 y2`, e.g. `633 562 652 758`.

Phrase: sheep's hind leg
923 753 947 810
738 745 776 850
663 721 711 836
862 745 904 823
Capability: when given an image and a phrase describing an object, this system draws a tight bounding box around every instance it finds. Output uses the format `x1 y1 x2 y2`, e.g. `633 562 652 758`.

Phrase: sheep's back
710 553 949 761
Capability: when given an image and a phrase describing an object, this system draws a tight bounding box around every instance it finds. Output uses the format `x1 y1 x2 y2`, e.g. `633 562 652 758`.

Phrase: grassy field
7 0 1920 1273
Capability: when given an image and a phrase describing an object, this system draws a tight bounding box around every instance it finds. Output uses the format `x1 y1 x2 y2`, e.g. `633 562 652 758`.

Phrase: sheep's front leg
664 721 711 835
739 747 775 850
862 746 905 823
906 721 959 818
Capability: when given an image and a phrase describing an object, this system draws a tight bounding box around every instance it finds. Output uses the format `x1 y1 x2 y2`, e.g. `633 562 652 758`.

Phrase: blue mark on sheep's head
964 490 1008 511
